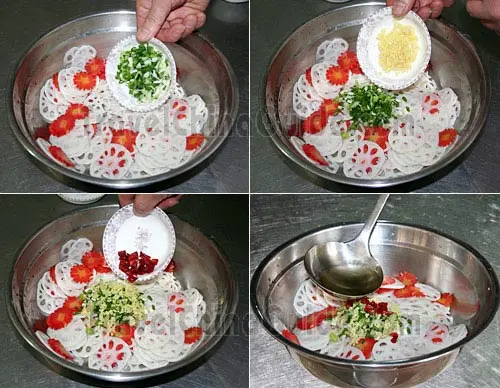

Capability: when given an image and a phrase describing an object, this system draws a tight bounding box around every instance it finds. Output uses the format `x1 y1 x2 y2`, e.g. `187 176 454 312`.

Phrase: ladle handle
357 194 390 250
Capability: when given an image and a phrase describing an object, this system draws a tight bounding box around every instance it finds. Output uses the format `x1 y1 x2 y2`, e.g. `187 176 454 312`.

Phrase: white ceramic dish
357 7 431 90
102 204 176 282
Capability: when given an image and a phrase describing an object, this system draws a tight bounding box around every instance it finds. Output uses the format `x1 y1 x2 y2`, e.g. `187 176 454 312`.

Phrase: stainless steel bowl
251 222 499 387
7 205 238 382
264 2 489 188
8 10 238 189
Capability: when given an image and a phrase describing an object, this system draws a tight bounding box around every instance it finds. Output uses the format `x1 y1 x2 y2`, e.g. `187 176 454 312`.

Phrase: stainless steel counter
0 194 249 388
0 0 248 193
250 0 500 193
250 194 500 387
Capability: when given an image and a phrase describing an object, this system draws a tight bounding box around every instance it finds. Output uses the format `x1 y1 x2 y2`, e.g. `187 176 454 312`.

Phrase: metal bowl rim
250 220 500 367
6 203 239 381
7 9 239 189
262 1 490 188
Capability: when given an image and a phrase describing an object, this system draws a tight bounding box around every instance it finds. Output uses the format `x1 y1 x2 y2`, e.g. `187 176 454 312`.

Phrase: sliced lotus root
418 94 450 130
395 92 422 121
344 73 370 90
37 277 65 315
157 272 182 292
405 132 439 165
133 153 172 176
73 134 106 165
297 74 322 102
70 328 103 359
64 45 97 69
47 317 87 351
303 279 329 307
167 99 195 135
375 158 404 179
293 85 321 119
293 280 326 317
50 125 90 158
338 345 366 361
151 342 195 363
316 38 349 64
151 134 186 169
169 82 186 99
371 338 417 361
407 72 437 93
63 47 80 68
84 92 107 124
294 325 331 351
183 288 204 305
319 338 350 357
89 337 131 371
135 320 170 350
36 331 75 361
439 87 461 127
186 95 209 133
424 323 450 345
415 283 441 301
89 143 132 179
135 132 171 156
310 62 344 100
183 300 206 328
40 271 66 299
40 82 69 122
303 125 342 156
142 287 171 313
60 239 76 261
166 292 186 314
58 68 91 103
320 290 341 307
66 238 93 263
54 260 87 296
448 324 467 343
395 297 451 320
343 140 385 179
388 116 425 154
387 150 423 175
133 341 172 367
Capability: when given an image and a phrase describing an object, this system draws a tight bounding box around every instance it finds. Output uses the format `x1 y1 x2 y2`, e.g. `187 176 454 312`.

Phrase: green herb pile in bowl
116 43 172 103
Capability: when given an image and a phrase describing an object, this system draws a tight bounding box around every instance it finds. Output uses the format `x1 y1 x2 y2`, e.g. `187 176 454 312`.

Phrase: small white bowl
357 7 431 90
57 194 106 205
102 204 176 283
106 35 177 112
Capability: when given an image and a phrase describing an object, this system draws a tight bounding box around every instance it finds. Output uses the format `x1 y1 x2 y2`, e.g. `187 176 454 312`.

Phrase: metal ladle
304 194 389 299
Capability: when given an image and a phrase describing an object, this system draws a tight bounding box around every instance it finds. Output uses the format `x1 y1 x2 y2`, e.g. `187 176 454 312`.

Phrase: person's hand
387 0 454 19
466 0 500 32
118 194 182 216
136 0 209 42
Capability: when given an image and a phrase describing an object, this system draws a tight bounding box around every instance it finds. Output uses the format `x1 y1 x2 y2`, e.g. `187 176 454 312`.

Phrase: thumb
392 0 414 16
137 0 172 42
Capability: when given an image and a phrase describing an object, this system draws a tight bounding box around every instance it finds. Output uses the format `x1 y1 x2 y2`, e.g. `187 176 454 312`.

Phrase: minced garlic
81 280 146 330
377 22 419 73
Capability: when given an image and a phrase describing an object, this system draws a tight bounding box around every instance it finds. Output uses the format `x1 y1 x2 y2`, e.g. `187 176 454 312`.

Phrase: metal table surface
0 0 248 193
250 0 500 193
250 194 500 387
0 194 249 388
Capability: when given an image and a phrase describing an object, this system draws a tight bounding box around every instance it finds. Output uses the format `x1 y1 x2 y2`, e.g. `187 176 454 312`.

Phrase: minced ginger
377 22 419 73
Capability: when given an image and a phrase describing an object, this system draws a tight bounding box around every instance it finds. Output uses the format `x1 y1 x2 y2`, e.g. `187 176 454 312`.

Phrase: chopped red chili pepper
118 250 159 282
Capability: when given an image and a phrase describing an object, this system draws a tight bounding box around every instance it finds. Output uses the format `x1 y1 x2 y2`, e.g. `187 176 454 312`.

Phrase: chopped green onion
116 43 171 103
339 84 399 129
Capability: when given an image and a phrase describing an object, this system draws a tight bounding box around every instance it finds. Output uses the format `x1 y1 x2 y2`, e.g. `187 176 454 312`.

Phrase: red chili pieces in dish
346 297 392 316
118 251 158 282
